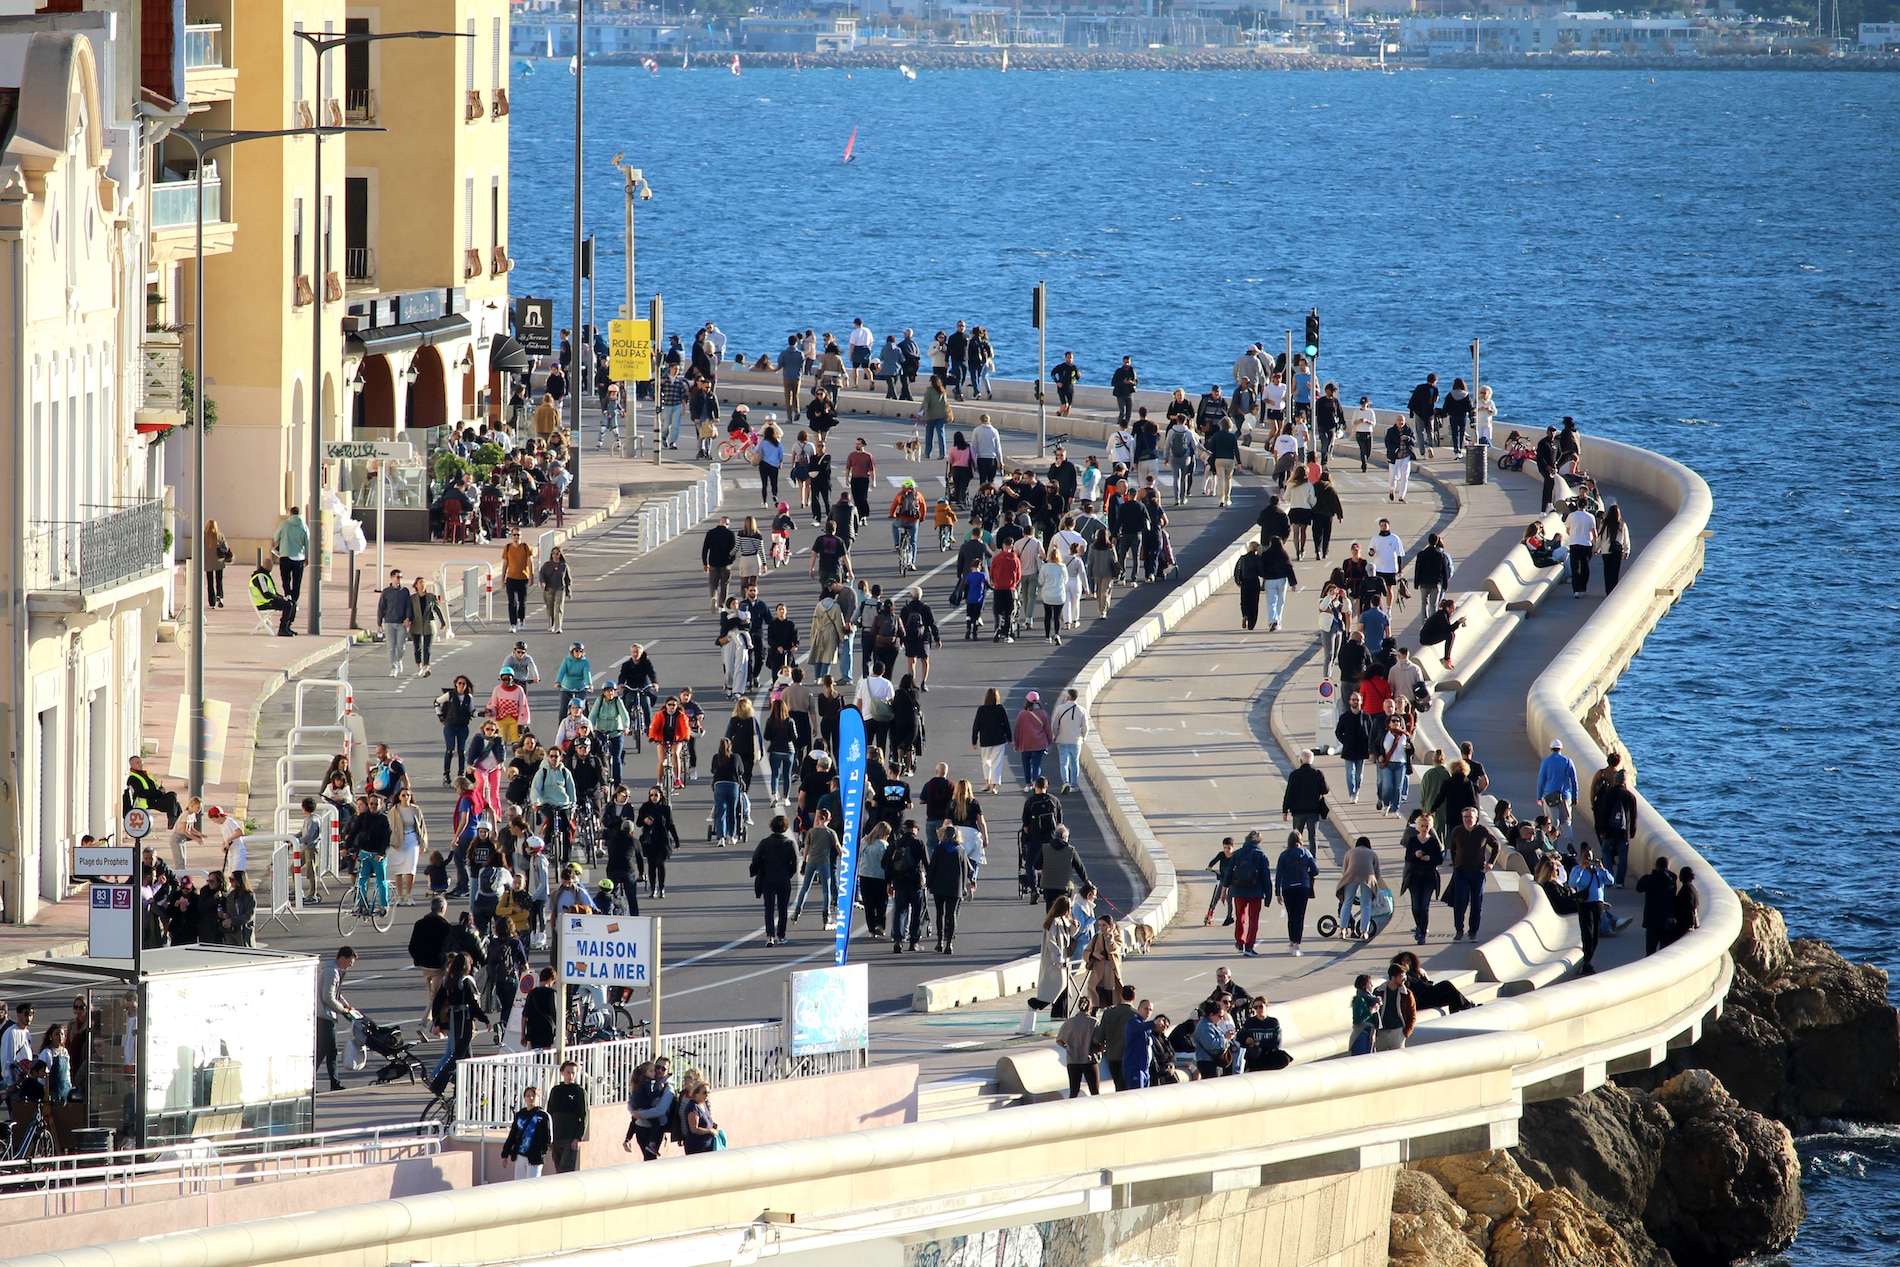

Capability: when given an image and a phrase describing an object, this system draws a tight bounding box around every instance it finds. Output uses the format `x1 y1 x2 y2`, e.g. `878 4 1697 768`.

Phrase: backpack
434 691 453 724
1229 851 1264 891
900 488 924 520
1168 426 1191 462
888 841 920 879
903 608 927 641
1377 984 1408 1031
1606 798 1629 834
430 983 455 1030
1025 796 1059 839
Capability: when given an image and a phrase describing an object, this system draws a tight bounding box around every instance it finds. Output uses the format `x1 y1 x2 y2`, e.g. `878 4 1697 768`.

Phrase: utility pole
568 0 584 510
1032 281 1047 459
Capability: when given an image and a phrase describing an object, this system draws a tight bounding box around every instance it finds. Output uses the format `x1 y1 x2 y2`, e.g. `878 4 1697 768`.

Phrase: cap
526 836 546 852
514 641 527 650
206 806 226 818
1550 739 1564 749
1025 691 1040 703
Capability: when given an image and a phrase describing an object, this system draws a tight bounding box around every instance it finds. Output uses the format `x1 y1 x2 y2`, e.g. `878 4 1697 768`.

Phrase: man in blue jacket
1537 739 1581 844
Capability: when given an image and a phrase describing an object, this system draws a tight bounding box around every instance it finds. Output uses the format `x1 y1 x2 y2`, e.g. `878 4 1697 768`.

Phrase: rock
1644 1070 1804 1265
1390 1169 1487 1267
1513 1087 1675 1267
1732 894 1791 985
1490 1187 1633 1267
1777 938 1891 1035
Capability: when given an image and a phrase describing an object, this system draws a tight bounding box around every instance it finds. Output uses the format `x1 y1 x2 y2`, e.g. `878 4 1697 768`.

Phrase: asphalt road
0 412 1267 1124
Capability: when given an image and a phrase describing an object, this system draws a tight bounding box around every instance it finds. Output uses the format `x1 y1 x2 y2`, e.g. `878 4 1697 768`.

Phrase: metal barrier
292 677 348 730
254 834 299 931
453 1018 860 1136
632 466 722 558
4 1122 441 1216
436 558 495 626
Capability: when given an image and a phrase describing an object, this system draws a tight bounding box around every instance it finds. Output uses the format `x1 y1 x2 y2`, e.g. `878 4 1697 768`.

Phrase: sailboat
681 43 690 69
545 29 554 59
730 54 741 75
898 63 916 80
843 127 857 164
1001 48 1009 72
794 53 801 71
568 54 578 75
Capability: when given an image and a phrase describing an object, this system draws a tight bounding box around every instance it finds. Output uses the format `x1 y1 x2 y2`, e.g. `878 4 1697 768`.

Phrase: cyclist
531 748 579 865
556 642 593 715
355 792 393 912
616 645 661 749
647 694 692 790
888 478 927 572
568 737 609 857
588 684 632 785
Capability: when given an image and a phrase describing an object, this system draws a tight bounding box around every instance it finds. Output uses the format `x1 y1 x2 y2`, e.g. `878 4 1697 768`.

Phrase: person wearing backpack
1165 419 1196 507
1372 963 1417 1051
888 479 927 565
1012 692 1053 790
1022 774 1065 849
882 822 928 953
1227 830 1271 956
1591 767 1639 887
898 587 940 688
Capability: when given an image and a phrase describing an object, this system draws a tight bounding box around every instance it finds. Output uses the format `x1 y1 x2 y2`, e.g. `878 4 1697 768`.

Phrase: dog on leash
893 430 923 462
1120 921 1157 956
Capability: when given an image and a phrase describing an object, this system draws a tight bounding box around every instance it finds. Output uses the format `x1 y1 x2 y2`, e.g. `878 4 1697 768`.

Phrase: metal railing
345 246 376 283
150 176 222 230
183 23 223 70
453 1019 861 1136
6 1122 441 1217
25 500 167 593
345 87 378 125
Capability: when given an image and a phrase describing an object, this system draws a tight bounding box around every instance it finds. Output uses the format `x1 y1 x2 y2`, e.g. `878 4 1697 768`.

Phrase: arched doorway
357 355 396 432
322 371 339 442
408 344 447 432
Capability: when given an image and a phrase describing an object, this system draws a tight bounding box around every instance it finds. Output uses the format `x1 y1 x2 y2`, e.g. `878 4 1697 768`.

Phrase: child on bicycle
934 498 958 552
770 502 796 567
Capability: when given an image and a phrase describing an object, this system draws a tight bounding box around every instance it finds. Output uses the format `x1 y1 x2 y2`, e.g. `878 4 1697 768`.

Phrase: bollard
709 462 723 509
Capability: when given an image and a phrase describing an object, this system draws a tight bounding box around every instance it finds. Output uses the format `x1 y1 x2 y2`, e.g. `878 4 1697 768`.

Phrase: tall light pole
569 1 586 510
177 126 356 797
611 153 651 458
292 26 467 636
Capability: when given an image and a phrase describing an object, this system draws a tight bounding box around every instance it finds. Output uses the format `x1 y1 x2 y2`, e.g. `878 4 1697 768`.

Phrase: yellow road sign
610 319 652 382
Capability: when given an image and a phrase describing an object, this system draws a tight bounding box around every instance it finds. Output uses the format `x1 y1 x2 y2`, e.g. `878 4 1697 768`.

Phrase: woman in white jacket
1063 543 1088 630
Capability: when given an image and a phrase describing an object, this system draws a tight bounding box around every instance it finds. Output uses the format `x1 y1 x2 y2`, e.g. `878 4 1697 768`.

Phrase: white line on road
661 947 831 1001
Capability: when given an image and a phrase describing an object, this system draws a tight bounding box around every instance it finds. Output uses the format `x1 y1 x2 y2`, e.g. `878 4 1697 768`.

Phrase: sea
507 65 1900 1262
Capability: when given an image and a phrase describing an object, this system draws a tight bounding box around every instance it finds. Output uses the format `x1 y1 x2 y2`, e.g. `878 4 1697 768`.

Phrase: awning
488 332 531 374
345 326 424 359
415 314 473 345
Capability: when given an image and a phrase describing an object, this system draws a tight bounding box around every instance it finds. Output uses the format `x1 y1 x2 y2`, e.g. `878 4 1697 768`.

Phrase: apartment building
0 9 170 922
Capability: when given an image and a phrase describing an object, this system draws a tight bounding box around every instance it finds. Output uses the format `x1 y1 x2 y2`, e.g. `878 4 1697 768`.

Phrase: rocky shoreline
1391 897 1899 1266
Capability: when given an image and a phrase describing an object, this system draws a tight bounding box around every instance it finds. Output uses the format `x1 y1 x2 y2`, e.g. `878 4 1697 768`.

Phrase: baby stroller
708 778 748 848
1316 886 1394 940
1016 830 1042 903
355 1015 427 1086
1153 530 1180 581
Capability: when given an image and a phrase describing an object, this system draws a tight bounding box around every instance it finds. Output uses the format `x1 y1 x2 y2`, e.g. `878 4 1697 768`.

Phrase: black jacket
408 912 452 970
925 841 972 899
1333 707 1382 762
749 832 799 890
1281 765 1330 816
1636 868 1678 930
1412 547 1452 589
971 702 1012 748
883 833 928 891
1256 504 1291 543
1407 381 1438 419
701 524 738 568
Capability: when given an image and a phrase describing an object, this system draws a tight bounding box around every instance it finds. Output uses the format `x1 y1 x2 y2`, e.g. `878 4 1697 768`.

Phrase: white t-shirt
1262 383 1287 411
1352 406 1378 435
854 676 894 712
1053 528 1087 559
1273 433 1300 459
1368 532 1406 574
849 325 872 350
1109 431 1134 465
1564 509 1598 548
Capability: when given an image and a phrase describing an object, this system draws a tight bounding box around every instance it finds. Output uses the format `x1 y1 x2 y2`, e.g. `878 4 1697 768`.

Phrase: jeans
1282 889 1310 945
442 724 469 778
712 782 744 840
358 854 389 909
506 578 529 626
1377 762 1408 812
769 750 795 802
1019 749 1046 788
1172 461 1193 505
1344 758 1365 800
923 419 946 458
599 732 624 785
1579 899 1605 965
1265 579 1288 627
793 861 835 921
1056 743 1081 790
385 623 409 671
1289 812 1322 851
892 887 925 947
934 895 961 945
413 633 434 668
1411 885 1434 939
761 882 790 938
1601 832 1629 886
280 556 307 602
1570 545 1594 594
1339 881 1374 932
1450 867 1486 938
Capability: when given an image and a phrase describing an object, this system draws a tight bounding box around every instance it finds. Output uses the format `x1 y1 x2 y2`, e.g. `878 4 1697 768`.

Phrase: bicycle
418 1066 456 1132
338 864 394 935
653 741 685 801
717 430 762 464
891 521 918 575
627 685 659 754
0 1102 57 1185
574 798 604 868
536 804 577 865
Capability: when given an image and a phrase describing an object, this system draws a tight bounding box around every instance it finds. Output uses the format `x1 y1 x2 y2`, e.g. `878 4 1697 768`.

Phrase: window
293 21 305 102
466 19 477 93
464 177 475 251
322 20 334 99
323 194 333 274
490 176 501 252
293 197 305 284
492 17 503 89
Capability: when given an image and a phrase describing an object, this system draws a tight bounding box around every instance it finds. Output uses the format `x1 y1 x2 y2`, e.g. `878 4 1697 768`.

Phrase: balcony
463 248 483 280
324 98 344 128
326 271 344 303
490 245 512 277
293 274 315 307
294 99 317 129
26 501 169 608
183 23 237 104
465 90 485 122
345 89 378 125
345 247 377 285
149 172 235 263
491 87 510 118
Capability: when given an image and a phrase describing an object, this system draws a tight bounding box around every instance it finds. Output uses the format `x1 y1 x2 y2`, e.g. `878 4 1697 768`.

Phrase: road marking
667 928 766 968
661 946 831 1000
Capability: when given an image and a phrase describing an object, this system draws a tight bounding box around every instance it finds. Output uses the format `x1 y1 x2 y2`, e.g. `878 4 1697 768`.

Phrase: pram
1016 830 1043 903
1315 886 1394 940
1153 530 1180 581
354 1015 427 1086
708 779 749 847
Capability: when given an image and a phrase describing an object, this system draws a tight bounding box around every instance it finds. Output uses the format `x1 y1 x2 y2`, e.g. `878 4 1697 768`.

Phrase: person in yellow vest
250 565 296 636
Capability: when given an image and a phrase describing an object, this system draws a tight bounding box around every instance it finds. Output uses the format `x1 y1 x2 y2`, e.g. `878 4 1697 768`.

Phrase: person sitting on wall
250 563 297 637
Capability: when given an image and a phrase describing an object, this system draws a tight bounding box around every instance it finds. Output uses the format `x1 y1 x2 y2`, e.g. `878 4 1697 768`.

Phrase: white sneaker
390 667 401 678
1292 947 1303 957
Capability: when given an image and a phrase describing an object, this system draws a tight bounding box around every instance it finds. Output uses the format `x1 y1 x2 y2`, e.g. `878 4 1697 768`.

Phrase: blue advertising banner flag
833 706 868 966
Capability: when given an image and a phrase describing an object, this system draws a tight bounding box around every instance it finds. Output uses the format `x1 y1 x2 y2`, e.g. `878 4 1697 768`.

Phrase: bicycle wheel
419 1092 454 1131
371 900 395 934
717 438 742 462
338 894 362 937
1316 914 1340 938
611 1003 639 1037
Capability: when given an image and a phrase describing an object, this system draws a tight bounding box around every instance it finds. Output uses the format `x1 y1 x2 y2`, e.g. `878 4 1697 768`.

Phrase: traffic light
1304 307 1321 359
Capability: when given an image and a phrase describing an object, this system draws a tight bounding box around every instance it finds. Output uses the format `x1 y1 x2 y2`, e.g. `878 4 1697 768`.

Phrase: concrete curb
0 937 89 976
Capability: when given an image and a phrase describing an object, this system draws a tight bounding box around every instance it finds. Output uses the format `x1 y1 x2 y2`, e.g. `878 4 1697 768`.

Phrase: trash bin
1466 442 1489 486
70 1127 115 1154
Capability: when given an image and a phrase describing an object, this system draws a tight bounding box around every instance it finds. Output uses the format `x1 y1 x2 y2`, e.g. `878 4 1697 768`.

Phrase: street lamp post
569 2 586 511
611 154 651 458
291 27 467 637
176 125 357 797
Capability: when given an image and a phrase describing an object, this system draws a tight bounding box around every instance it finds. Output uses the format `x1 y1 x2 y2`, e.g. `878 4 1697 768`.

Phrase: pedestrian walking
1226 830 1270 956
500 529 535 633
539 547 572 633
501 1085 553 1180
377 569 413 677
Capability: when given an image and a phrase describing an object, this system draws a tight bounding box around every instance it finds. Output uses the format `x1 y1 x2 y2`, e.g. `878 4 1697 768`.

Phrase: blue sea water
507 66 1900 1260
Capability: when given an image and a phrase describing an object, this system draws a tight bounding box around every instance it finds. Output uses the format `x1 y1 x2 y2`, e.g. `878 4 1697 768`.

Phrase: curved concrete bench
1483 521 1566 612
